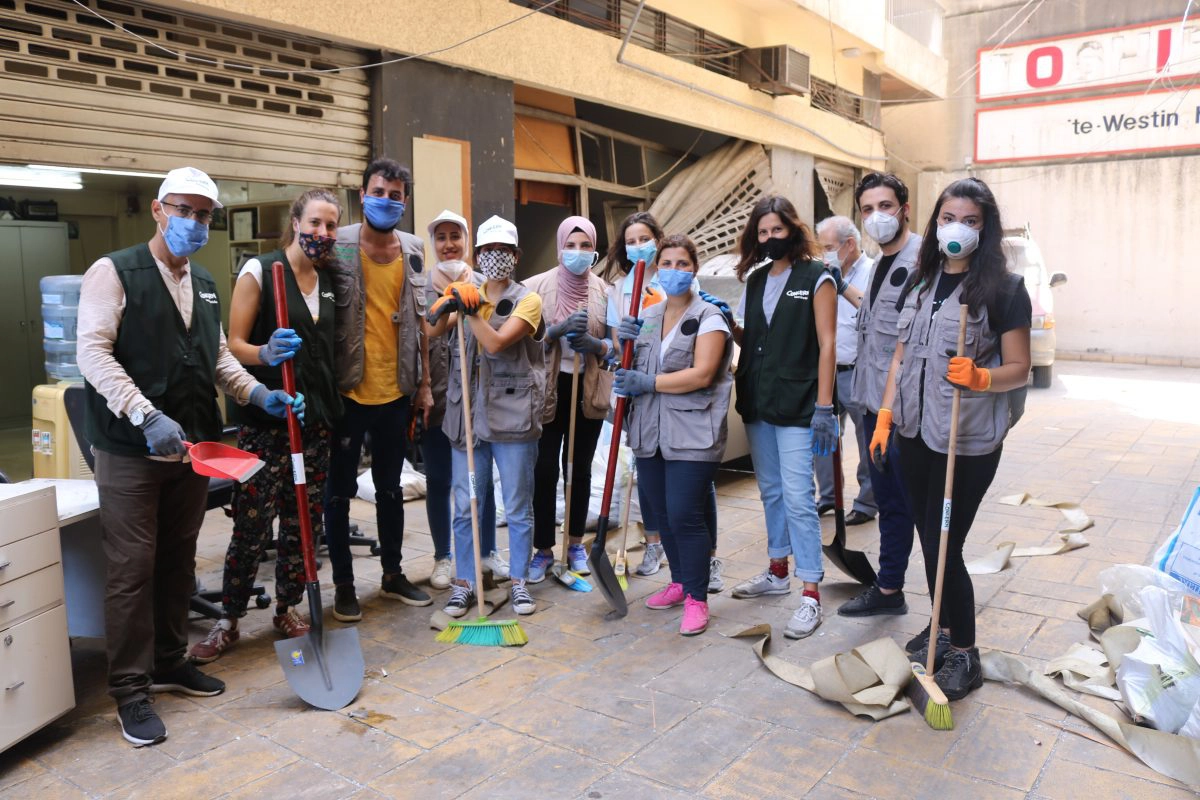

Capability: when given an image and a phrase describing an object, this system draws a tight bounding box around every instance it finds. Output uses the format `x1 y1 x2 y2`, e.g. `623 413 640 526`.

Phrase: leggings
897 434 1002 649
532 370 604 551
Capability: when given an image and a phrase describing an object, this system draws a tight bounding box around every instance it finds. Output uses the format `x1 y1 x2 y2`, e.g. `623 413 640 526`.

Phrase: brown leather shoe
272 609 311 639
189 622 238 664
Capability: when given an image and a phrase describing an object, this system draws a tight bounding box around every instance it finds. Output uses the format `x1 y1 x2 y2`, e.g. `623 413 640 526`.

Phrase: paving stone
702 726 845 799
386 640 519 697
457 743 608 800
0 771 88 800
825 746 1024 800
110 734 297 800
1033 754 1197 799
434 653 573 717
943 706 1056 790
644 637 760 703
369 723 540 798
30 714 177 796
221 760 359 800
577 769 697 799
259 707 422 784
343 681 476 749
498 696 658 765
625 707 769 791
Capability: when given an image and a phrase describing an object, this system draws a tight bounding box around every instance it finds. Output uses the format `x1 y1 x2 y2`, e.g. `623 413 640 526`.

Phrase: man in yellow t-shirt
325 158 435 622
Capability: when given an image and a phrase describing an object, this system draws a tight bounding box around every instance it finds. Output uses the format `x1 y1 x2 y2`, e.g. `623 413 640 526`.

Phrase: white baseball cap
475 214 518 247
157 166 223 208
427 209 470 250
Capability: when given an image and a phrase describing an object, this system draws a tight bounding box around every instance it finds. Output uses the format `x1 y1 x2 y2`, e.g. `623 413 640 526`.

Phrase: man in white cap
77 166 303 746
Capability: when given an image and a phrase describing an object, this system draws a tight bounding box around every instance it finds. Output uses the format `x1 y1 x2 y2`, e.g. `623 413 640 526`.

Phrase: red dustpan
184 441 265 483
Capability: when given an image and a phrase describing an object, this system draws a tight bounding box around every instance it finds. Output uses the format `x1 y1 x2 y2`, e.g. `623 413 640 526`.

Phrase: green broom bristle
907 664 954 731
436 617 527 647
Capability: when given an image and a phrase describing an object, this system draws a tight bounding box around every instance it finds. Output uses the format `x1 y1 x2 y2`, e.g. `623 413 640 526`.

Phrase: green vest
85 243 223 456
228 250 342 429
734 259 824 427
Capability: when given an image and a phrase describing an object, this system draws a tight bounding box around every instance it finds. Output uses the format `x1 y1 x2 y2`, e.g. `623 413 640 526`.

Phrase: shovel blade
588 518 628 617
274 627 364 710
823 508 878 586
186 441 266 483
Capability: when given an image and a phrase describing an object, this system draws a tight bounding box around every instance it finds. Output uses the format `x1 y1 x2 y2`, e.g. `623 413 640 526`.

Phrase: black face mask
760 236 791 261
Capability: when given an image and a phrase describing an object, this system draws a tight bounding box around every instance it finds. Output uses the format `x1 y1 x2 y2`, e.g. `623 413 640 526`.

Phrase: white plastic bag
1099 564 1190 620
1116 586 1200 736
354 460 427 503
1154 486 1200 597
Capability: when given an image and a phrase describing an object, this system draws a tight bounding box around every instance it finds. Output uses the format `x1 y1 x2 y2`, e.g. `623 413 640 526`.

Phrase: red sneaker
189 622 238 664
272 609 311 639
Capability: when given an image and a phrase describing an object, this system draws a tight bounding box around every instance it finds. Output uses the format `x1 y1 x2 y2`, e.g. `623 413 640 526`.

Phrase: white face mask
863 210 901 245
435 259 468 277
936 221 980 260
822 246 842 271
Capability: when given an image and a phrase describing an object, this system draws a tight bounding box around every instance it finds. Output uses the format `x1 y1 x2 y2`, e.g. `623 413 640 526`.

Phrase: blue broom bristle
436 617 528 647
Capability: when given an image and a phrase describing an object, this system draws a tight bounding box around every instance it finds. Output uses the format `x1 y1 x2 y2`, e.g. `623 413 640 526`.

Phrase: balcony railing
886 0 944 56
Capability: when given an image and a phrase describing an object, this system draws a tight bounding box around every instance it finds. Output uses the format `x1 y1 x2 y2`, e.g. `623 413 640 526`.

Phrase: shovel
269 260 364 709
588 258 648 617
822 439 878 585
183 441 265 483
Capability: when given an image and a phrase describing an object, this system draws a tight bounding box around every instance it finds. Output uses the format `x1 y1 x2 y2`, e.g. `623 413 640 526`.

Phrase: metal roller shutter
0 0 370 186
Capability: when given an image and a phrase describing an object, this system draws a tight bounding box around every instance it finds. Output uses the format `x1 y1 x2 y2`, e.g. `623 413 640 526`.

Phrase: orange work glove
642 286 665 310
869 408 893 470
426 295 459 325
446 281 481 316
947 356 992 391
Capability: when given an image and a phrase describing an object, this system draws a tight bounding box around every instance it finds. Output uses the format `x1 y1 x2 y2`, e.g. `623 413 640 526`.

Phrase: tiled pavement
3 360 1200 799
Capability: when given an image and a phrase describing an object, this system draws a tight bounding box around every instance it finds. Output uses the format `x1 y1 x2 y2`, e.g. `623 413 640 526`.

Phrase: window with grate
811 76 866 127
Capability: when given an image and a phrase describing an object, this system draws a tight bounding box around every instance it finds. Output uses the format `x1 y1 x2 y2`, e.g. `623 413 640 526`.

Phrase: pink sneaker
645 582 685 610
680 596 709 636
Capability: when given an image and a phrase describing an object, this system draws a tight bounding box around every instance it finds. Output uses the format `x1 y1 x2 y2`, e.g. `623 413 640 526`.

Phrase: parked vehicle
1002 226 1067 389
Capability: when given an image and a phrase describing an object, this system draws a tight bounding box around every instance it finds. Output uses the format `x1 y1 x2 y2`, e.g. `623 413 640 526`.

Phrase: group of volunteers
76 159 1030 748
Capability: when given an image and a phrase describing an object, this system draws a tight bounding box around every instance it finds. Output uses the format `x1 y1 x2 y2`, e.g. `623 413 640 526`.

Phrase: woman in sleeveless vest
426 215 547 619
727 196 839 641
189 189 344 663
420 210 499 591
524 216 614 581
615 235 733 636
872 177 1032 700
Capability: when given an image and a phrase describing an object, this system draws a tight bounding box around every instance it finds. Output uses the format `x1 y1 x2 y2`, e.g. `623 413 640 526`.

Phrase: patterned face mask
297 232 335 262
477 248 517 281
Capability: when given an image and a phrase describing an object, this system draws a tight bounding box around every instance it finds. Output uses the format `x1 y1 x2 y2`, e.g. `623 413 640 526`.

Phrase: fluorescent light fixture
30 164 168 179
0 165 82 190
841 47 862 58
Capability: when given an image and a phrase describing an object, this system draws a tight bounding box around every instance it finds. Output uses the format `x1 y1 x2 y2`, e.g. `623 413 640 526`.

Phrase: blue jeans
452 439 537 582
637 454 719 601
744 421 824 583
324 396 409 586
637 477 718 550
421 423 496 561
862 410 915 591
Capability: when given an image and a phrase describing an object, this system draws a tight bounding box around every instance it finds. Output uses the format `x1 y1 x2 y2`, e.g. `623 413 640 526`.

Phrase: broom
551 319 591 592
906 305 968 730
436 314 527 646
613 453 635 591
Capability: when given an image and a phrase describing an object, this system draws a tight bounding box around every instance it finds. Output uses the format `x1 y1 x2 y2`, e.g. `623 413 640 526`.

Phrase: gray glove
614 368 656 398
566 331 606 356
140 410 186 456
259 327 301 366
827 267 848 295
617 315 644 346
548 309 587 341
810 403 839 457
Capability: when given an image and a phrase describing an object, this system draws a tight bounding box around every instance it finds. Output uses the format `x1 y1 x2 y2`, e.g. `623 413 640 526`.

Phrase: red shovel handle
598 258 646 518
271 260 319 582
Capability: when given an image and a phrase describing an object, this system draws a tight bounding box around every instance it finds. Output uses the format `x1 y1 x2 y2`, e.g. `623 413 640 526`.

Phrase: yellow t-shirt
345 249 405 406
479 284 542 333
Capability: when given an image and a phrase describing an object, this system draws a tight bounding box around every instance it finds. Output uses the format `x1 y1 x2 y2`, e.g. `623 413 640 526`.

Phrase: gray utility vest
894 272 1008 456
424 270 485 428
853 232 922 414
443 280 547 449
329 223 426 396
627 296 733 463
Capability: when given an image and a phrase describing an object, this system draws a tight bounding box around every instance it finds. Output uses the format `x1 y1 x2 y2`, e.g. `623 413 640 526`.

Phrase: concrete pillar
769 146 816 226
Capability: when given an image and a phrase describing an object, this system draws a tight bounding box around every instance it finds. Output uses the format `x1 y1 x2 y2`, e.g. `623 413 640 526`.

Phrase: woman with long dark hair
872 177 1031 699
727 195 838 640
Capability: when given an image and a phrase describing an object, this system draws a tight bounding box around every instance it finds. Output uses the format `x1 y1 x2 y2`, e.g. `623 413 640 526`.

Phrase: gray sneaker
708 558 724 593
731 570 790 599
635 543 666 576
784 596 823 639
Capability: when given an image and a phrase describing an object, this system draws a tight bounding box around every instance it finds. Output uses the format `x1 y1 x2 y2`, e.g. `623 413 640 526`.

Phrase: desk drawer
0 565 64 632
0 604 74 752
0 488 57 548
0 529 62 588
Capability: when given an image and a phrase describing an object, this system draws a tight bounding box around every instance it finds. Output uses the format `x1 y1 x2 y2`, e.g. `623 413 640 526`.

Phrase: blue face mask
626 241 657 266
362 195 405 231
657 268 694 297
560 249 595 275
160 215 208 258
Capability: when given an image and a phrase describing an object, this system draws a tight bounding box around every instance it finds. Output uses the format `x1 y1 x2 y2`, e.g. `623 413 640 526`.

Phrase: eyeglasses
160 200 214 226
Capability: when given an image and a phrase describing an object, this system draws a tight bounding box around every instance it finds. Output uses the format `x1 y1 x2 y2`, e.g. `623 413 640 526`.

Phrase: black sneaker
837 585 908 617
906 625 931 654
443 584 473 618
909 629 954 674
381 572 432 607
117 699 166 746
150 661 225 697
933 646 983 701
845 510 875 526
816 502 836 516
333 584 362 622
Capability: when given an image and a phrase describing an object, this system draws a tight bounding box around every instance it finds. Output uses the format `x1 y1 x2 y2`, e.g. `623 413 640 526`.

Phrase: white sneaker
731 570 790 599
708 558 724 593
430 558 453 590
635 543 666 576
482 551 510 579
784 596 823 639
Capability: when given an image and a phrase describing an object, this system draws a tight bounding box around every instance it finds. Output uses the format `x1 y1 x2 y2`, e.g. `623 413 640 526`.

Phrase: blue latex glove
259 327 301 366
617 315 644 346
548 309 587 341
827 267 848 295
698 290 734 326
140 410 186 456
614 368 656 398
566 331 606 356
810 403 839 456
251 385 306 425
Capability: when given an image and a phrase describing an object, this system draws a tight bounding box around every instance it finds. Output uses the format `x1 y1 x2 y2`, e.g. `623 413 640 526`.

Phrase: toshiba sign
977 18 1199 101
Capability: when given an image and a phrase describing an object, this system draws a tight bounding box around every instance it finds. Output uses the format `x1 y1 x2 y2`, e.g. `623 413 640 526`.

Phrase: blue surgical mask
657 268 694 297
362 195 405 231
626 242 657 266
160 215 208 258
560 249 595 275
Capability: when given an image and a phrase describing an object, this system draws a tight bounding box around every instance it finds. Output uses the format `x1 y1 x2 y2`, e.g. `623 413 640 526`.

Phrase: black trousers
533 370 604 551
896 434 1002 649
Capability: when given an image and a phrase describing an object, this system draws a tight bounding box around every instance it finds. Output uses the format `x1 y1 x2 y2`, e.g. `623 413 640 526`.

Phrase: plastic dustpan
183 441 265 483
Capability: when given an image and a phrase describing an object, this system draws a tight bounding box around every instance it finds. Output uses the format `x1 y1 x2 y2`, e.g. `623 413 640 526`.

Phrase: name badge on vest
198 290 219 305
786 288 811 301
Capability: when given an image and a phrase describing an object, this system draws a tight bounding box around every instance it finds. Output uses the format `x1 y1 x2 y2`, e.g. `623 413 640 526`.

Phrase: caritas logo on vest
786 288 811 300
198 291 219 304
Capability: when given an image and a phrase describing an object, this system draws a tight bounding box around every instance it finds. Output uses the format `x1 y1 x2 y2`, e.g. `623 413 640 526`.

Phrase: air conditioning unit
740 45 811 97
